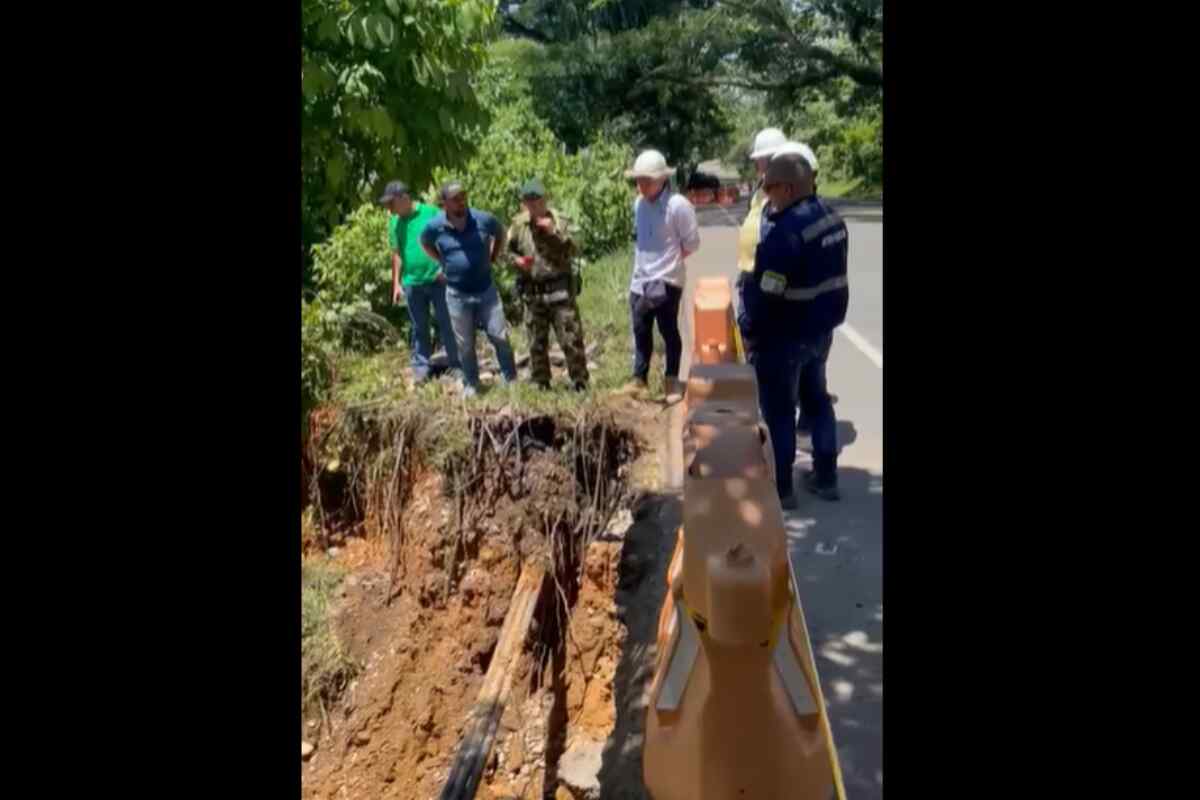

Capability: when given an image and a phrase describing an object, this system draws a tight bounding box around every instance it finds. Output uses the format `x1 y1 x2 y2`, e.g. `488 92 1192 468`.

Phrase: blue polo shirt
419 209 505 294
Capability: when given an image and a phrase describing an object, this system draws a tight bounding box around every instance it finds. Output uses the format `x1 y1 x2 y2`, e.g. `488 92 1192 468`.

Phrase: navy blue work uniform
737 195 849 498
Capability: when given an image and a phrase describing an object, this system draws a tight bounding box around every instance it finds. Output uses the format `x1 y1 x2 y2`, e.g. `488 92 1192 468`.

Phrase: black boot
804 456 840 501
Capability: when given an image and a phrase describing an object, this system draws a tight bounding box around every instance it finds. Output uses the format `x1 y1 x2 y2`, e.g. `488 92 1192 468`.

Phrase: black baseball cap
377 180 410 205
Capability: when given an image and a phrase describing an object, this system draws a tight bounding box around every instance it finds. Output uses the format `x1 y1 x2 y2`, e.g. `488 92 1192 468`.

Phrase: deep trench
306 409 638 799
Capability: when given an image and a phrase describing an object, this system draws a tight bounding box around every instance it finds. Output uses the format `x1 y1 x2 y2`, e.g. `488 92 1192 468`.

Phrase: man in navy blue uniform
738 152 849 507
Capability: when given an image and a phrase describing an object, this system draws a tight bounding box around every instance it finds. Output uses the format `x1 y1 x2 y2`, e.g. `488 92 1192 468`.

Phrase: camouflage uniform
507 207 590 389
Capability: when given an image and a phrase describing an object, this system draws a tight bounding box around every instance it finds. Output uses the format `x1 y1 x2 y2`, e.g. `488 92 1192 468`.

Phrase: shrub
310 203 393 312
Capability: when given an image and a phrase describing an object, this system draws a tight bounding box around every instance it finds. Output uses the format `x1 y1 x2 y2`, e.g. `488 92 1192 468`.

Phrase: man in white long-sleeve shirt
624 149 700 402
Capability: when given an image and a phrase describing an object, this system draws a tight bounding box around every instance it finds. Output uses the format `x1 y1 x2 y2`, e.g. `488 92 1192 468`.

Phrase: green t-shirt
388 202 441 286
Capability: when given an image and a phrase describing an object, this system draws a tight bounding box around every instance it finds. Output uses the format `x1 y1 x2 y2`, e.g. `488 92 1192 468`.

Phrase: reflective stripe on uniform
820 228 848 248
782 275 848 301
801 213 843 243
760 270 788 295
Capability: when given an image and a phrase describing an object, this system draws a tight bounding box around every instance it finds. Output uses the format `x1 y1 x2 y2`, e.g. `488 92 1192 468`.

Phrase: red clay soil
302 400 664 800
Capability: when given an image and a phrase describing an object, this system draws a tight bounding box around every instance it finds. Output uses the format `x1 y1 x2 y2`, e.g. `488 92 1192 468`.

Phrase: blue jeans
445 284 517 389
402 282 461 380
750 331 838 498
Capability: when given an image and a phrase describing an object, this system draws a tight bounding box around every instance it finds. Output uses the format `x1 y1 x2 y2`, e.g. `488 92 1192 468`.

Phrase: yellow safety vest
737 185 769 273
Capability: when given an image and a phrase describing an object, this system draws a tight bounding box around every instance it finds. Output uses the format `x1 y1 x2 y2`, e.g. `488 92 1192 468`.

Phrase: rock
486 597 510 626
307 719 317 729
479 370 496 383
353 729 372 746
584 546 612 583
419 571 446 607
557 738 604 800
346 575 359 588
587 361 599 371
327 547 340 558
601 508 633 541
479 545 504 568
460 567 491 606
556 787 576 800
302 741 315 760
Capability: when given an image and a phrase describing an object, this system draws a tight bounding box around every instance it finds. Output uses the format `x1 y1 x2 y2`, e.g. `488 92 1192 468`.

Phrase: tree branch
793 41 882 86
639 61 840 95
721 0 882 87
500 13 555 44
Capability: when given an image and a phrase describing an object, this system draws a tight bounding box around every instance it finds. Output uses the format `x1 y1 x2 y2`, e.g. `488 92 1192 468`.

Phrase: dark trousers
629 284 684 381
751 331 838 498
796 330 833 426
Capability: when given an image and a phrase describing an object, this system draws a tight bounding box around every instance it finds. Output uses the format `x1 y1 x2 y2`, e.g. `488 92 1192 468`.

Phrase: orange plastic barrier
692 278 739 366
642 277 844 800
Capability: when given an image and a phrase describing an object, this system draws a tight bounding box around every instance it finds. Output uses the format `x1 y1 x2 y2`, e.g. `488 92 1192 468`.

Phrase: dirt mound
302 408 652 800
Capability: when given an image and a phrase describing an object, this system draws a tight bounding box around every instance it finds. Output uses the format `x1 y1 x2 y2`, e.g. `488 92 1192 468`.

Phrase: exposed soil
301 397 673 800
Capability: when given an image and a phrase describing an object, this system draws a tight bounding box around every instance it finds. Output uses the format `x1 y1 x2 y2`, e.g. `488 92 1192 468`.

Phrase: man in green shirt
379 180 461 382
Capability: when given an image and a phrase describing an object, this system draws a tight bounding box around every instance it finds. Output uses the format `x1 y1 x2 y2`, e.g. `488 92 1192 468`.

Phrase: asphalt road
675 197 885 799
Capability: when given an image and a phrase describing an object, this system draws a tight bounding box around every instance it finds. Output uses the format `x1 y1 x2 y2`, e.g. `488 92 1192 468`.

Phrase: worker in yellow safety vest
736 129 822 285
736 127 785 283
737 131 825 434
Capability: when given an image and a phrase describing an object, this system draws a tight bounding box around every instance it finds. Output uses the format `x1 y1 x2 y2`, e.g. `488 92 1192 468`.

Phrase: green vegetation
302 0 499 279
301 560 358 712
498 1 882 192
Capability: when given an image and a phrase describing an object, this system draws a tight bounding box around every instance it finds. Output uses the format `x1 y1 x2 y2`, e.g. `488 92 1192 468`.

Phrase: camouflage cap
520 178 546 198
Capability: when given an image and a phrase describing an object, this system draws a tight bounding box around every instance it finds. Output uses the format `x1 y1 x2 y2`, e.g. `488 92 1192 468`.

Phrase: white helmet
624 149 675 179
772 141 819 172
749 127 787 160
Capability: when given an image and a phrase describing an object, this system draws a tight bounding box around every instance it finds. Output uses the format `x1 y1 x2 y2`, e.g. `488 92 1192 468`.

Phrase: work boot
803 470 840 501
664 377 684 404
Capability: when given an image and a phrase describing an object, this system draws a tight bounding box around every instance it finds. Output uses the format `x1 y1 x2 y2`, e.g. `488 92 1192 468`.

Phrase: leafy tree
508 13 736 181
301 0 499 280
500 0 717 42
719 0 881 107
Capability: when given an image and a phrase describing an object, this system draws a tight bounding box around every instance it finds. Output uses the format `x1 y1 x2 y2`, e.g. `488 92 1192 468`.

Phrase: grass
301 559 358 712
821 176 883 202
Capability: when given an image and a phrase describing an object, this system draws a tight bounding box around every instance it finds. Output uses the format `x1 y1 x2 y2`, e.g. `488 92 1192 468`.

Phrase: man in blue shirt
419 181 518 398
738 153 849 507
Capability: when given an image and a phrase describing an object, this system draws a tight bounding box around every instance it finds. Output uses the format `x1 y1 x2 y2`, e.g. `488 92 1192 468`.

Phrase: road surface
675 197 884 799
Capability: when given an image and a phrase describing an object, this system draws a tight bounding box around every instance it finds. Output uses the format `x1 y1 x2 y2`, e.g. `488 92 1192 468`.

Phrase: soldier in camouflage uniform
506 179 590 390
